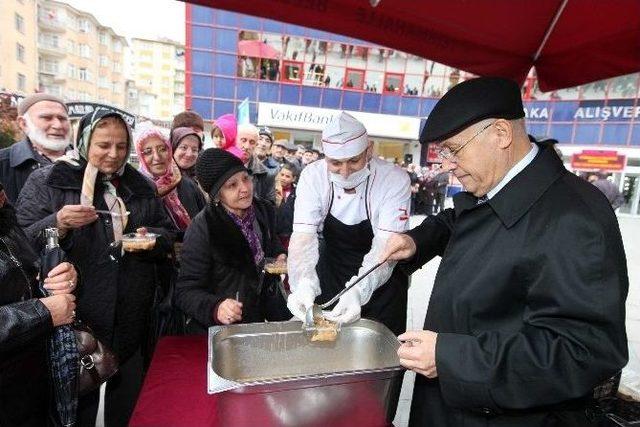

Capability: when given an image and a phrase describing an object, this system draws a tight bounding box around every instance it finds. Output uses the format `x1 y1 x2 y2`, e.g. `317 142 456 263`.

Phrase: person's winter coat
404 144 628 427
0 139 53 203
175 198 287 334
247 156 276 205
275 185 295 243
16 161 175 362
175 175 206 220
0 223 53 426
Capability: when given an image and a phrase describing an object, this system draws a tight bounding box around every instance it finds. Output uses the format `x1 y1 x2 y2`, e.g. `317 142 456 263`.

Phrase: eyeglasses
437 121 495 162
141 145 169 157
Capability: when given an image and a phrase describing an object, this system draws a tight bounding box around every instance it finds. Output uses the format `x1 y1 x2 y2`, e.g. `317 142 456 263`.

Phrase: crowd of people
0 91 328 426
0 76 631 427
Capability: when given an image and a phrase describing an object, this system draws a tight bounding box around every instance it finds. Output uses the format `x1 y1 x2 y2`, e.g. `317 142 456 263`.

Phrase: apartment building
0 0 38 94
37 0 127 107
130 37 185 120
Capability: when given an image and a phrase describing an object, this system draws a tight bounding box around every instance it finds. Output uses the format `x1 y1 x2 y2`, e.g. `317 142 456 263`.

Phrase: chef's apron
316 179 408 335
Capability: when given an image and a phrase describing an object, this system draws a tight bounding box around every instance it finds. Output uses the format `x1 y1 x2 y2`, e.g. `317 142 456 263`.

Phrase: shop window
367 48 386 71
365 70 383 93
403 74 422 96
216 29 237 52
383 73 403 94
346 45 368 69
260 59 280 81
344 68 365 90
192 26 214 49
282 36 306 61
324 65 344 88
282 61 303 83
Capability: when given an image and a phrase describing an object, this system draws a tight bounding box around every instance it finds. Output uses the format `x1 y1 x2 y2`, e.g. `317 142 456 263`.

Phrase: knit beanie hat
196 148 247 197
18 93 67 116
171 110 204 132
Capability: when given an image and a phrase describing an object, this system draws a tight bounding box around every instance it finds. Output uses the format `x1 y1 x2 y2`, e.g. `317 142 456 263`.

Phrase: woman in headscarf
136 126 206 229
170 126 203 180
174 149 289 333
16 109 175 427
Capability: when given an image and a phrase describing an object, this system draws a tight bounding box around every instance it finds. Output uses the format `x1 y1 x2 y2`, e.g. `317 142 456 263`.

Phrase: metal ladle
304 261 384 328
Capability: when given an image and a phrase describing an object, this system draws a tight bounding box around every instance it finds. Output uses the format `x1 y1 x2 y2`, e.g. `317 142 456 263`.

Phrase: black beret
420 77 525 143
196 148 247 197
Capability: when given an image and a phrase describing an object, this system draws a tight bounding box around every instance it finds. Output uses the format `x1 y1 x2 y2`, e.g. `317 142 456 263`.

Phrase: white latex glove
324 287 362 325
287 284 316 321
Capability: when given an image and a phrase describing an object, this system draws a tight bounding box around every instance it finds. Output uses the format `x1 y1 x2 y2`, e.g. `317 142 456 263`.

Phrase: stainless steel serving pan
207 319 404 426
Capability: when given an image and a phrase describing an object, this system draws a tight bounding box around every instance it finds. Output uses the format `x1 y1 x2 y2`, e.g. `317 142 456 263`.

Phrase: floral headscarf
135 126 192 230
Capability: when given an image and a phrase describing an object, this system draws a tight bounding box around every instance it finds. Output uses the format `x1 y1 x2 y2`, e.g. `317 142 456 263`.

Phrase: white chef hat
322 112 368 159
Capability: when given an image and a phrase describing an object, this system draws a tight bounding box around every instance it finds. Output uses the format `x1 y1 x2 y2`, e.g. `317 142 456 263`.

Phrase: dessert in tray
264 260 287 275
122 232 158 252
310 317 339 342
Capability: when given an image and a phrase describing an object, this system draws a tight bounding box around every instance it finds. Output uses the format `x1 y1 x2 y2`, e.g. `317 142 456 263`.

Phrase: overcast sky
64 0 186 44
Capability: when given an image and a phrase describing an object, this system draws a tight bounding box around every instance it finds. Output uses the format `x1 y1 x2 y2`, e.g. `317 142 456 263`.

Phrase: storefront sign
522 99 640 123
571 150 627 171
67 102 136 128
425 143 441 163
257 102 421 140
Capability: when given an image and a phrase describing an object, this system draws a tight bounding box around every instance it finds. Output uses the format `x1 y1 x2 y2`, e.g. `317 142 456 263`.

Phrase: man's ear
366 140 374 161
493 119 513 149
16 115 28 133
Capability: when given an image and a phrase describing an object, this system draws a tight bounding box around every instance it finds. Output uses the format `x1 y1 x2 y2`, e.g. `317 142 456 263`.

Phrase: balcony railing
38 41 66 57
37 14 66 32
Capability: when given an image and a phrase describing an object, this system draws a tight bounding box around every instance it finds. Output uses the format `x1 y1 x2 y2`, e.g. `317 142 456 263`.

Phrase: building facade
0 0 38 94
129 37 185 121
36 0 127 107
185 4 640 215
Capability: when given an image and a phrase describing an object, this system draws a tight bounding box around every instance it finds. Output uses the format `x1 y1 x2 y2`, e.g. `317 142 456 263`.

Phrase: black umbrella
39 228 79 427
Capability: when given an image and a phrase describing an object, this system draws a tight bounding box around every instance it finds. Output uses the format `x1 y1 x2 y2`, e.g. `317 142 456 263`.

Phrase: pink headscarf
213 114 248 163
135 127 192 230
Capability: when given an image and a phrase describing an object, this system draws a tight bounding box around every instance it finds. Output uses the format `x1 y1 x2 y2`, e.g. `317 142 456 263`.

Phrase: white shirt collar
487 143 538 200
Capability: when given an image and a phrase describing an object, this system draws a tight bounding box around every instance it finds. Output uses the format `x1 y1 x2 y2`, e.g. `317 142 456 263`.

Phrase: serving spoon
304 261 384 328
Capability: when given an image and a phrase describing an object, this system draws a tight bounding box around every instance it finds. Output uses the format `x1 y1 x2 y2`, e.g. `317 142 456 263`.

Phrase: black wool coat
175 198 287 334
16 161 175 362
405 144 628 427
175 175 207 220
0 225 53 427
0 139 53 204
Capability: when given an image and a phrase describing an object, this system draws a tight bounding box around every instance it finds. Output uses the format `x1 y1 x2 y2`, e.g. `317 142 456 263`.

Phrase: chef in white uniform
286 112 411 334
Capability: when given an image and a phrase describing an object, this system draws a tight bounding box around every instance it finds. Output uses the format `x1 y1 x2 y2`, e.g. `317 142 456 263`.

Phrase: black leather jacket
0 226 54 426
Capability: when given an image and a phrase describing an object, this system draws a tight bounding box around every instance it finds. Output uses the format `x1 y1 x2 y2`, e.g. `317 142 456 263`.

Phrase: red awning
238 39 281 59
185 0 640 91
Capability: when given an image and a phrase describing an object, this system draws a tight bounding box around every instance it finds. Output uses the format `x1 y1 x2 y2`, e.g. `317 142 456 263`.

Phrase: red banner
571 150 626 171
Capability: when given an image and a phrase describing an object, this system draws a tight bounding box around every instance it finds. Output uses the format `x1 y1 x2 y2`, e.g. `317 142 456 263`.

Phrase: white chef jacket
293 157 411 238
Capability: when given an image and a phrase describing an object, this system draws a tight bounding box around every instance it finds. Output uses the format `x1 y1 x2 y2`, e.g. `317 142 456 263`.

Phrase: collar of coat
9 139 50 168
204 198 273 270
453 142 565 229
247 156 267 176
45 160 156 203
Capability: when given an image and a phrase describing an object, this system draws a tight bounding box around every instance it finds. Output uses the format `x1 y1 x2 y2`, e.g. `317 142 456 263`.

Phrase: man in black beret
382 77 628 426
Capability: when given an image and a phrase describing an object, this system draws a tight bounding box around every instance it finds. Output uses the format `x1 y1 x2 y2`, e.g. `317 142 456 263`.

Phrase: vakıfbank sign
257 102 421 140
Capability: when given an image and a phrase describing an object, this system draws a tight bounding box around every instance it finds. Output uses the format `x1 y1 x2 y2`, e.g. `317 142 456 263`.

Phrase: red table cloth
131 336 397 426
130 336 216 427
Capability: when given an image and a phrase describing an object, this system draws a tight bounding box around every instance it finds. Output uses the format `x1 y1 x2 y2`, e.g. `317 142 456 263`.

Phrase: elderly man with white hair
286 111 411 335
0 93 71 202
237 123 276 204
